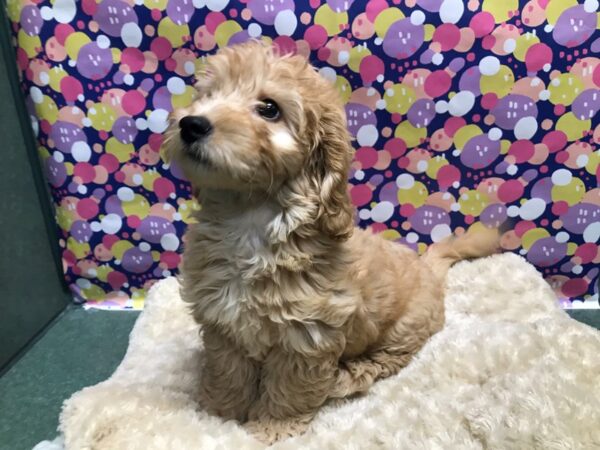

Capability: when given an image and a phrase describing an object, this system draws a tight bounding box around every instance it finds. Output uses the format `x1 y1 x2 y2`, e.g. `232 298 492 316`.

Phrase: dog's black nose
179 115 213 143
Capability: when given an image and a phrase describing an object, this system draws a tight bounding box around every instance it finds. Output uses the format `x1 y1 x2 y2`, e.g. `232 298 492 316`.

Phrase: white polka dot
551 78 561 87
77 184 87 195
410 10 425 26
450 202 461 211
506 164 518 175
507 205 520 217
431 224 452 243
555 231 570 243
354 170 365 181
184 61 196 75
503 38 516 53
173 212 182 221
479 56 501 76
544 24 553 33
53 0 76 23
416 160 428 173
488 127 502 141
359 209 371 220
97 35 110 49
376 74 384 83
514 116 538 140
123 74 135 86
76 278 91 289
375 99 387 110
30 116 39 136
71 141 91 162
90 221 101 232
583 222 600 243
40 6 54 20
167 77 186 95
356 124 378 147
530 78 541 87
584 0 599 13
161 233 180 251
39 72 50 86
132 173 143 185
439 0 464 24
192 0 206 7
448 91 475 117
435 100 449 114
274 9 297 37
139 242 151 252
519 198 546 221
543 63 551 72
576 154 589 168
30 87 43 104
147 109 169 133
117 187 135 202
318 67 337 83
551 168 572 186
101 214 122 235
53 151 64 163
539 90 550 101
371 201 395 223
337 50 350 65
374 37 383 46
248 23 262 38
572 265 583 275
121 22 143 48
431 52 444 66
68 59 76 67
162 270 172 277
396 174 415 189
519 248 528 255
206 0 228 11
135 118 148 131
77 94 85 102
406 232 419 244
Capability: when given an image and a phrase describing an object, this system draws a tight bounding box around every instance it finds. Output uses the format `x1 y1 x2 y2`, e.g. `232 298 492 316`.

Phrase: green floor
0 306 598 450
0 306 139 450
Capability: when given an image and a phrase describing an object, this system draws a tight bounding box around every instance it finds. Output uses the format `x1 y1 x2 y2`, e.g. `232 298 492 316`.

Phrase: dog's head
164 41 354 240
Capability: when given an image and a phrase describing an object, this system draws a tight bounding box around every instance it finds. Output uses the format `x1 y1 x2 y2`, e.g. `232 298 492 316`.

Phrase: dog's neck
193 188 338 273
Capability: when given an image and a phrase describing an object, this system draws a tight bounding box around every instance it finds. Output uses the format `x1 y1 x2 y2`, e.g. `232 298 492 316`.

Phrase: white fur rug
42 253 600 449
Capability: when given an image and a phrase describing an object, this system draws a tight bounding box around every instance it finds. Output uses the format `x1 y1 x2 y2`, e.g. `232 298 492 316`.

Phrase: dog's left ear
308 103 355 241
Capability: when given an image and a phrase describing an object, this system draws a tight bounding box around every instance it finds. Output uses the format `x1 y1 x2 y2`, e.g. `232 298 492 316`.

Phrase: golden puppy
162 41 500 444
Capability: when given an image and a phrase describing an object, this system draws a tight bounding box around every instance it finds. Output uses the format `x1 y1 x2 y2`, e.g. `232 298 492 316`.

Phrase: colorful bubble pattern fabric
7 0 600 309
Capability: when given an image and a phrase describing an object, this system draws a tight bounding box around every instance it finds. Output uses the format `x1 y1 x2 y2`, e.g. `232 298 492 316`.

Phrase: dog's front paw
244 418 309 445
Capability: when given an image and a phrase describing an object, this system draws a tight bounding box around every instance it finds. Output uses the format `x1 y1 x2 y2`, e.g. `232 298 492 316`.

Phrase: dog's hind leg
331 288 445 399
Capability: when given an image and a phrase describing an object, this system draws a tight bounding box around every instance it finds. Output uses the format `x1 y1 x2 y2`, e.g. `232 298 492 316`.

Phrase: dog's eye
256 99 280 121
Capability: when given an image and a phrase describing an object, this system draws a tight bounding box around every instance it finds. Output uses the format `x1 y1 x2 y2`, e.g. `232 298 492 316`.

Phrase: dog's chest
186 208 289 358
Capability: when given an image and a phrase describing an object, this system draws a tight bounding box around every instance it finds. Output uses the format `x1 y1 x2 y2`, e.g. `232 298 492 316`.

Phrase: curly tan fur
164 41 501 444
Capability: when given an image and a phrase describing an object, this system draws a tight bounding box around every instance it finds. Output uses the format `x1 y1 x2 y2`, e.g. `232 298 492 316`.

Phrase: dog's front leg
245 349 338 444
199 325 260 422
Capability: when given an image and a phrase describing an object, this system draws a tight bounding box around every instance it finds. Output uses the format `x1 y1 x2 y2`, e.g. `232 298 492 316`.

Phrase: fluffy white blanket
47 253 600 449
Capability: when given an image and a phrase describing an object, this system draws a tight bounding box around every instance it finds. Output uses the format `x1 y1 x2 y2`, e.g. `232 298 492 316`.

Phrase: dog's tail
421 226 502 280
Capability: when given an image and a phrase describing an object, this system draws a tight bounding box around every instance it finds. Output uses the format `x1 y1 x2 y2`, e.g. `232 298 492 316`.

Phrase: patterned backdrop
6 0 600 309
